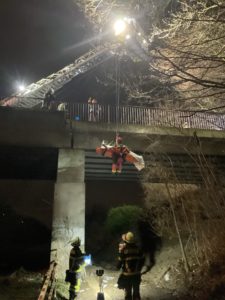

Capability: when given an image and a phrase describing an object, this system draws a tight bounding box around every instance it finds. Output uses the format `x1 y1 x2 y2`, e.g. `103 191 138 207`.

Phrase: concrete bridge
1 104 225 275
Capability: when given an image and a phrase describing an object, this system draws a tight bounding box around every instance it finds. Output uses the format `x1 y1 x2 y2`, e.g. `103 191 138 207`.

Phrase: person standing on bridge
88 97 100 121
92 98 99 122
42 88 56 110
117 231 145 300
88 97 93 121
66 237 85 300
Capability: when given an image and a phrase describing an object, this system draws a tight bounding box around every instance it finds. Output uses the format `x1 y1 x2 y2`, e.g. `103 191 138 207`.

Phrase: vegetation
143 141 225 298
105 205 143 235
149 0 225 110
74 0 225 112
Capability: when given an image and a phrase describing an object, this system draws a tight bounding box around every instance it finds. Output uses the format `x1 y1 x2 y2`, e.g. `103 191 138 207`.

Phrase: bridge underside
0 147 225 184
85 150 225 185
0 146 225 185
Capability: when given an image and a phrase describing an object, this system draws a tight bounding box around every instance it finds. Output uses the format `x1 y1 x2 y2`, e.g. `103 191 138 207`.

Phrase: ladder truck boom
2 43 116 108
2 18 150 109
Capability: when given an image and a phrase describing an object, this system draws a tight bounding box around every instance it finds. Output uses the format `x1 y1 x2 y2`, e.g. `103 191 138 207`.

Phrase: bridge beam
72 121 225 155
51 149 85 277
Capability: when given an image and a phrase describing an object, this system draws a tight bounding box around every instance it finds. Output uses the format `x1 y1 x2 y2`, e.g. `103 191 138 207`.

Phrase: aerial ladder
2 43 118 108
2 18 150 109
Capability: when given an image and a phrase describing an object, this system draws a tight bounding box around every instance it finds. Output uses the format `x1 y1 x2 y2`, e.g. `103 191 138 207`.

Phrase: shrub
105 205 143 235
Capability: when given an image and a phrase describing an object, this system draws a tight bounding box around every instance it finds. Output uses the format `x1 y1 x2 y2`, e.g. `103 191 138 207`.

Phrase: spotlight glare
114 19 126 36
18 84 25 92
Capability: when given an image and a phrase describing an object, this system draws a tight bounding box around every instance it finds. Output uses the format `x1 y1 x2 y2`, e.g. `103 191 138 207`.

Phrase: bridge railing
68 103 225 131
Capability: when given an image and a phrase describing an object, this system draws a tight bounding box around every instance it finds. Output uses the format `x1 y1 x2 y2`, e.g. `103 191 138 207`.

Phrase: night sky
0 0 92 98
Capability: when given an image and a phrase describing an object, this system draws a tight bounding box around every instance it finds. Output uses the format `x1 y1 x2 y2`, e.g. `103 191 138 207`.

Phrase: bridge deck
1 107 225 183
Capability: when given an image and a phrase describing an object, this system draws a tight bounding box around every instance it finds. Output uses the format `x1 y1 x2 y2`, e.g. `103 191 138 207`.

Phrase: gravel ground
0 266 178 300
71 266 178 300
0 269 42 300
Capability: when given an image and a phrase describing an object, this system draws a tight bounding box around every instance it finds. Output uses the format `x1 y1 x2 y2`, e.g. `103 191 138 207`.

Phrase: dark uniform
67 238 85 300
117 232 144 300
42 88 55 110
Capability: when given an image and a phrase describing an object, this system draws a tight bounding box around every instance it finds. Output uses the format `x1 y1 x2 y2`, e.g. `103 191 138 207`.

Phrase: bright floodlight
114 19 126 36
18 84 25 92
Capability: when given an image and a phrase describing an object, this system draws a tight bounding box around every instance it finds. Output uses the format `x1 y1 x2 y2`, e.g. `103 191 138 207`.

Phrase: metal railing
68 103 225 131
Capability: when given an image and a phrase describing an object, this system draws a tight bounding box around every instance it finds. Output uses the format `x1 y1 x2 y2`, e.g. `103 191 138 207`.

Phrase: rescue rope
115 54 121 138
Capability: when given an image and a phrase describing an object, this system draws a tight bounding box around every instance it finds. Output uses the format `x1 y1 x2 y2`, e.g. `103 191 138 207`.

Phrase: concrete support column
51 149 85 277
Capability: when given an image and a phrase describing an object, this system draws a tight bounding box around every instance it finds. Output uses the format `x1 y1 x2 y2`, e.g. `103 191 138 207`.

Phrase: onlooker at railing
57 102 67 111
88 97 93 121
88 97 100 121
92 98 99 121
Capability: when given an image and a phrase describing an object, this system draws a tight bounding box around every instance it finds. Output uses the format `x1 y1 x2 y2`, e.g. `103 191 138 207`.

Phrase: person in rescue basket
117 232 145 300
111 135 129 173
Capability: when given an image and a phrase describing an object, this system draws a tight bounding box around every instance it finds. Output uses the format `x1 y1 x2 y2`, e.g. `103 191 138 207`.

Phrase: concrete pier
51 149 85 277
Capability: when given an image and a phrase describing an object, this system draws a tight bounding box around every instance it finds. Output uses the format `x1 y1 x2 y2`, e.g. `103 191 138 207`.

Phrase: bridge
1 102 225 277
1 103 225 186
1 2 225 299
68 102 225 183
1 103 225 184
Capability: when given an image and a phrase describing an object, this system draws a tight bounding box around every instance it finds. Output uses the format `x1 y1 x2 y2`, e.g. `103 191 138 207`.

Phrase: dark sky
0 0 92 98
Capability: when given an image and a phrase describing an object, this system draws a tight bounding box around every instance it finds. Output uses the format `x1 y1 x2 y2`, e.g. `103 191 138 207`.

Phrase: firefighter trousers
69 265 84 300
123 274 141 300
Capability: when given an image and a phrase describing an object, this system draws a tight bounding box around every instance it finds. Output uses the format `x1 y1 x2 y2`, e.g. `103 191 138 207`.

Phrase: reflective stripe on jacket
117 242 144 275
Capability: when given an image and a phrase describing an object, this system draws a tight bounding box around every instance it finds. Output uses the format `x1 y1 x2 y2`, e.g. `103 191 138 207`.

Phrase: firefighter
117 232 145 300
42 88 55 110
111 135 129 173
67 237 85 300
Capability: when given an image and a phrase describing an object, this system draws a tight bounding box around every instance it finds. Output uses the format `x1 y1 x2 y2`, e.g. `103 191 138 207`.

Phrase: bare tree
149 0 225 110
73 0 225 111
143 139 225 271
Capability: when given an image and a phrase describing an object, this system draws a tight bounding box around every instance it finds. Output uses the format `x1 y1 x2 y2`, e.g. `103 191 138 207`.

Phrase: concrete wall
51 149 85 277
72 121 225 155
0 108 71 148
0 180 54 229
1 108 225 155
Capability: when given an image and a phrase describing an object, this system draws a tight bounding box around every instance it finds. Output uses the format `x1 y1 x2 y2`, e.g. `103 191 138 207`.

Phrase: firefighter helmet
71 237 81 247
122 231 134 243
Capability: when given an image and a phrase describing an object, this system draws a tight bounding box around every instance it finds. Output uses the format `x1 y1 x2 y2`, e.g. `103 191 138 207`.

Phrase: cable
115 54 121 138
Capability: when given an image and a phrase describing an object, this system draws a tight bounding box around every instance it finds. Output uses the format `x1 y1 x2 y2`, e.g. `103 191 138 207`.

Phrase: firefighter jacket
69 246 84 271
117 242 145 276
